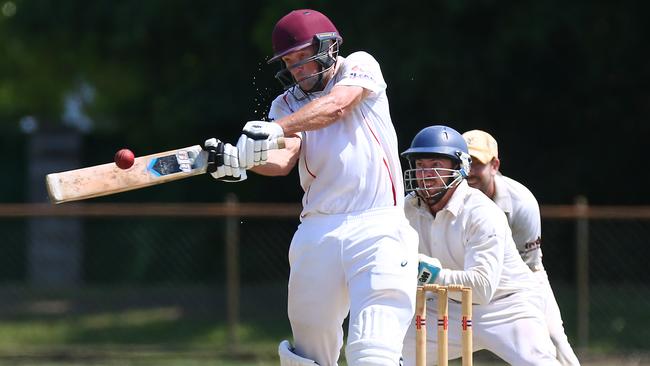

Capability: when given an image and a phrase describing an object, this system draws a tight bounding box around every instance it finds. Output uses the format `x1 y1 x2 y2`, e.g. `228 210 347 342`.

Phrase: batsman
204 9 419 366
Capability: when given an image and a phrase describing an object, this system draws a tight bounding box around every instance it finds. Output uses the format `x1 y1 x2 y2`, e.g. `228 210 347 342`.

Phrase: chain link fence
0 199 648 364
541 201 650 356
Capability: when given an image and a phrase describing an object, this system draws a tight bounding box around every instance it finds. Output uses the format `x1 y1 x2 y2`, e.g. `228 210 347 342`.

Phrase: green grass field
0 284 289 365
0 284 647 365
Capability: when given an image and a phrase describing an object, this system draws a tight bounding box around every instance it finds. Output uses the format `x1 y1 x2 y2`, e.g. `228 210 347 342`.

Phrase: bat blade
46 145 208 204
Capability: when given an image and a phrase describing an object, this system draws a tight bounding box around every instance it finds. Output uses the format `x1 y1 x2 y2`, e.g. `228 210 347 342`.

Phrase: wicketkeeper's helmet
402 125 470 165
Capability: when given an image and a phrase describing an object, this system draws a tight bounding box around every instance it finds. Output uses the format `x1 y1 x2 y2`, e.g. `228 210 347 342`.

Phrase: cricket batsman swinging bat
46 145 209 204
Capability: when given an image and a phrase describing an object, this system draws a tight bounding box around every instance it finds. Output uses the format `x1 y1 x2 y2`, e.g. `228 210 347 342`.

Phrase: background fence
0 197 648 365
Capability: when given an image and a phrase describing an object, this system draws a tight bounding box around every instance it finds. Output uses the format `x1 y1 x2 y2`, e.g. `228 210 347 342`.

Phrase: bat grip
277 137 285 149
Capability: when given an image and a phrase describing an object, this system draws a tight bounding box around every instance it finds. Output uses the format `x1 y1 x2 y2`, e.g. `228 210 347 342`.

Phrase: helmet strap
301 66 327 93
418 187 448 206
288 61 333 100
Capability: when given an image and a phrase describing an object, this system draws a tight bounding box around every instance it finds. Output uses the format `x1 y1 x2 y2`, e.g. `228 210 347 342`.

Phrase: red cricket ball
114 148 135 169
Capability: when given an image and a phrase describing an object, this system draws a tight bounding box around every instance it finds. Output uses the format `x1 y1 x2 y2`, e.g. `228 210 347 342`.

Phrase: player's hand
417 254 442 285
203 138 247 182
236 121 284 169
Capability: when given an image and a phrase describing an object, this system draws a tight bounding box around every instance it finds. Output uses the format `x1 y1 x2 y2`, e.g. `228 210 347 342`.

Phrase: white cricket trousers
535 270 581 365
287 206 419 366
402 290 561 366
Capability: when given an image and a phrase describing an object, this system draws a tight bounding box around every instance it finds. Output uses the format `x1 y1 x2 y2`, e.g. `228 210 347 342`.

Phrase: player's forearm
275 98 338 135
275 86 366 135
250 136 301 176
437 268 496 305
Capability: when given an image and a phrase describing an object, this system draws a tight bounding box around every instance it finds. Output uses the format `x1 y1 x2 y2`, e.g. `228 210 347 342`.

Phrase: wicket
415 284 473 366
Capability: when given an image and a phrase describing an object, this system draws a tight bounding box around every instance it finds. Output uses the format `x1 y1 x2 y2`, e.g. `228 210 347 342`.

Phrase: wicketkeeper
401 125 560 365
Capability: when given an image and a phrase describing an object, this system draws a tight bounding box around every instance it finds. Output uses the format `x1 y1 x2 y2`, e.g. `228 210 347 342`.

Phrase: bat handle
277 137 285 149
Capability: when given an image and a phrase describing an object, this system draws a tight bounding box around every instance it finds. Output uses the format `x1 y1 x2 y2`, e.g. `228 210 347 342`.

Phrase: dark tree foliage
1 1 647 204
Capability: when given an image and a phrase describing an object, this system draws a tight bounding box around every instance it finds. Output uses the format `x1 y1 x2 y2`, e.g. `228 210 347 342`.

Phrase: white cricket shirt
404 181 540 304
492 174 544 270
268 52 403 217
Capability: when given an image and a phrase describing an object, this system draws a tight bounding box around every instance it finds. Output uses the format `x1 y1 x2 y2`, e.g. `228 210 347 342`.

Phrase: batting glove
417 254 442 285
203 138 247 182
236 121 284 169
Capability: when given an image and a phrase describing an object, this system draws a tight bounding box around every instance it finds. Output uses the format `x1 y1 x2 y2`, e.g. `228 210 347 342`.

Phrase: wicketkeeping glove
236 121 284 169
417 254 442 285
203 138 247 182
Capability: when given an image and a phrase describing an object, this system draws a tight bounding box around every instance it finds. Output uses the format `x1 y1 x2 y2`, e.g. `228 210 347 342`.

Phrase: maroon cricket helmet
268 9 343 64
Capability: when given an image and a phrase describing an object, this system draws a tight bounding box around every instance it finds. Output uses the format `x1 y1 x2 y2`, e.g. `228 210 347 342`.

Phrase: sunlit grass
0 285 647 365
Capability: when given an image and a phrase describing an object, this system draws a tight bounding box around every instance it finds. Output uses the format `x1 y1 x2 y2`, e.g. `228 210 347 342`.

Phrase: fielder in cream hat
462 129 499 164
461 129 501 198
461 129 582 365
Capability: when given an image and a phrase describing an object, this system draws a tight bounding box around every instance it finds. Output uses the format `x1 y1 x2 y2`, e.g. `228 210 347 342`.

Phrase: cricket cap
462 129 499 164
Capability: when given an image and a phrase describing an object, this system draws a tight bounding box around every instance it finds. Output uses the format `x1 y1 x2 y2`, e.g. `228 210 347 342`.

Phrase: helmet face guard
403 161 468 202
401 125 471 202
273 33 341 94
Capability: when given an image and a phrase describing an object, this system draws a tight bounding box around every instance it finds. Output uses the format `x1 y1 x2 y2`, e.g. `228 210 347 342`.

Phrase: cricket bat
46 145 208 204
